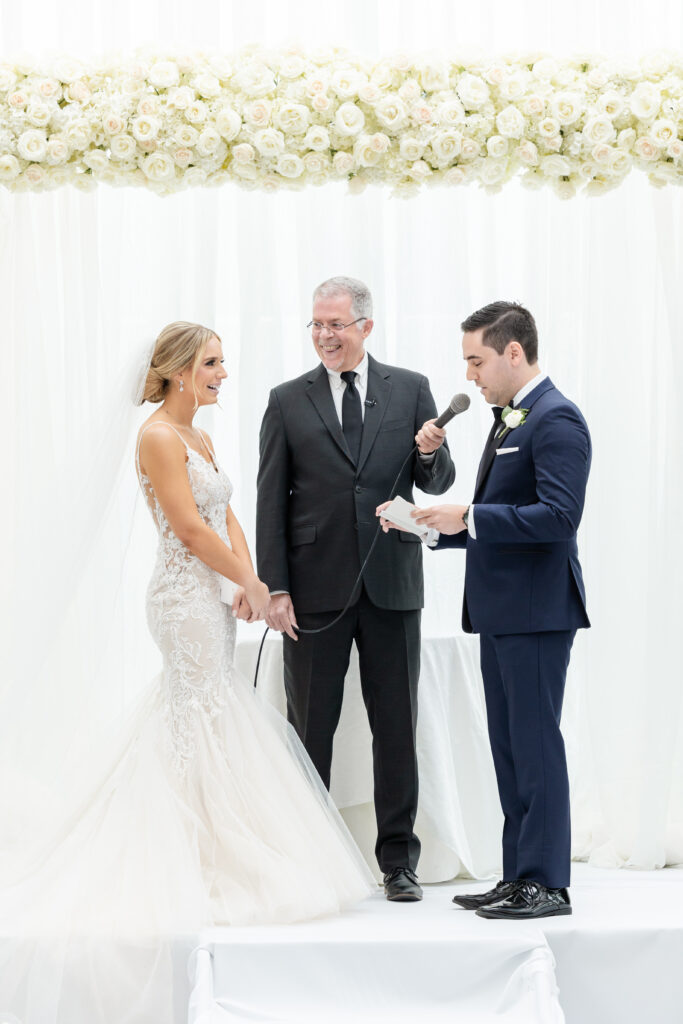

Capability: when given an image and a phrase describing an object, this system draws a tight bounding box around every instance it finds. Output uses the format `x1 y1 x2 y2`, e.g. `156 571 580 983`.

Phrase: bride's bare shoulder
137 418 186 463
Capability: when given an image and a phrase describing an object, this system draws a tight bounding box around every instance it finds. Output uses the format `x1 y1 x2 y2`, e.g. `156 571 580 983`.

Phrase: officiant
256 276 455 901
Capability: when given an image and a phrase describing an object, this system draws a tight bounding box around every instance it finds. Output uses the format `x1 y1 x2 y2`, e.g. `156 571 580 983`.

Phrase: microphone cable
253 443 419 688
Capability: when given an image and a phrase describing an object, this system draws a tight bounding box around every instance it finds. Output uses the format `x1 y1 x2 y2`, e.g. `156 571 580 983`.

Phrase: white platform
188 864 683 1024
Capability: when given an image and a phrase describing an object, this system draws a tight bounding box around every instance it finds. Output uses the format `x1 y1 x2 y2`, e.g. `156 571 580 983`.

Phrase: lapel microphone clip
364 399 377 407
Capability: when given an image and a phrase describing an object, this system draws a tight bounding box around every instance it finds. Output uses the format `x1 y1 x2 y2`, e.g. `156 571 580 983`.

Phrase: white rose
82 149 108 172
330 68 364 100
532 58 558 81
487 135 508 158
408 159 432 182
598 91 625 119
389 52 413 74
630 83 662 121
303 151 329 174
335 102 365 137
0 68 17 92
554 178 577 200
254 128 285 157
667 140 683 160
640 51 670 77
332 151 355 175
617 128 636 150
437 98 466 126
523 94 545 117
102 112 125 135
132 115 160 142
311 94 331 113
137 96 158 117
149 61 180 89
541 154 571 176
141 151 175 181
184 166 208 187
591 143 613 165
374 96 407 132
196 126 221 156
633 136 659 161
479 158 507 186
303 125 330 151
411 103 433 125
8 90 28 109
550 92 583 126
369 132 390 153
186 101 208 124
45 136 70 164
232 142 255 164
456 73 490 110
209 56 232 81
110 133 137 160
371 65 394 91
0 154 20 179
25 101 51 128
608 150 632 175
215 107 241 141
173 147 193 168
399 79 422 104
37 77 61 100
505 409 525 428
399 136 424 161
496 104 525 139
167 86 195 111
64 80 90 104
233 62 276 98
276 152 304 178
358 82 381 105
431 128 462 163
275 102 309 134
65 119 91 150
500 73 528 101
443 166 467 186
484 65 506 86
17 129 47 162
193 73 221 98
418 61 449 93
517 139 539 165
586 67 608 89
52 57 84 83
460 137 480 160
354 135 382 167
305 75 328 98
24 164 45 186
174 124 199 147
279 54 306 79
582 115 616 146
651 119 677 148
537 116 561 139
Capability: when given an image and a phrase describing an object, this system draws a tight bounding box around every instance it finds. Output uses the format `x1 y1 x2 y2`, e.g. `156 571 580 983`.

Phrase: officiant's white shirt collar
513 371 546 409
325 351 369 391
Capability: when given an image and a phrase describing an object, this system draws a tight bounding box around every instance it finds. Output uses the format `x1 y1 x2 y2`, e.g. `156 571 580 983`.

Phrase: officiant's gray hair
313 276 373 320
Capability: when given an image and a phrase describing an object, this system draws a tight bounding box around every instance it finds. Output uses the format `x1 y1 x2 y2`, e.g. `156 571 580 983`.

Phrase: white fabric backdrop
1 0 682 871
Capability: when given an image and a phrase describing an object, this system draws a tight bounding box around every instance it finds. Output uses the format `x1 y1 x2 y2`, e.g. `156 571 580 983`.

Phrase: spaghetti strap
136 421 190 480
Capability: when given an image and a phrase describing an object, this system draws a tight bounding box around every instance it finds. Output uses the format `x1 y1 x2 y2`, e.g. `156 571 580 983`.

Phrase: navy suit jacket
436 378 591 635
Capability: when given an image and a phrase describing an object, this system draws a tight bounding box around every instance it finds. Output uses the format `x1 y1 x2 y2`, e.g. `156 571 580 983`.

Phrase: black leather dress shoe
476 880 571 919
452 879 520 910
383 867 423 902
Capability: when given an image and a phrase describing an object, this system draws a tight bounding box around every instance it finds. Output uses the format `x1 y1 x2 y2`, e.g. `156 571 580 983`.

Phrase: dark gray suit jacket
256 354 455 613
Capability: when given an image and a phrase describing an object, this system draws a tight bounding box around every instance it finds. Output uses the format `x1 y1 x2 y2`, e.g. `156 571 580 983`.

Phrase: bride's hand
230 587 254 622
245 577 271 622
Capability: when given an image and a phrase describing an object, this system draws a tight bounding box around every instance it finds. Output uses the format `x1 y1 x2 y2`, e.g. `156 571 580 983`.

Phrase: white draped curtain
1 0 682 869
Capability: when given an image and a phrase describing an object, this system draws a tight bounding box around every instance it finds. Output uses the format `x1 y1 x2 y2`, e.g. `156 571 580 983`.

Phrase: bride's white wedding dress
0 424 374 1022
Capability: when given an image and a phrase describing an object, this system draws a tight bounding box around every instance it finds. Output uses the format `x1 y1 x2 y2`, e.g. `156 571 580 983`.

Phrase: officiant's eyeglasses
307 318 367 333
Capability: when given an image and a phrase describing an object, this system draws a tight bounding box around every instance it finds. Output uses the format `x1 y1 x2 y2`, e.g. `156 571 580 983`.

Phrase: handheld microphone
433 393 471 429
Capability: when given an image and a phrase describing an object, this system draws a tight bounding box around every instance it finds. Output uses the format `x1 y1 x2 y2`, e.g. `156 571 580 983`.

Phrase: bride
0 321 373 1023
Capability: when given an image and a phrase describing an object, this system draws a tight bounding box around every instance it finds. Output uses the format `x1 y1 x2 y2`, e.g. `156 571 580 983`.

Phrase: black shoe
452 879 520 910
476 880 571 919
383 867 423 902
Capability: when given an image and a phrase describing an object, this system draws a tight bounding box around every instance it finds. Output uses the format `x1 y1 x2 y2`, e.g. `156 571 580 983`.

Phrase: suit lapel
473 378 556 501
357 356 391 475
306 364 354 464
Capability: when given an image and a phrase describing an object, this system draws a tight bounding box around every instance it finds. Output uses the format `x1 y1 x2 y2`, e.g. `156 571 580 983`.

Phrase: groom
380 301 591 918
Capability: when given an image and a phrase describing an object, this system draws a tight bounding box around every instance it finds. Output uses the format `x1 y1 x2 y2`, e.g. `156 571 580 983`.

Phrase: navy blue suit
435 378 591 888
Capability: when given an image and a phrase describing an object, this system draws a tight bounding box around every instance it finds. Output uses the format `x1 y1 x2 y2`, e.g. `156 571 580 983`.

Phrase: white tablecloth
235 632 502 882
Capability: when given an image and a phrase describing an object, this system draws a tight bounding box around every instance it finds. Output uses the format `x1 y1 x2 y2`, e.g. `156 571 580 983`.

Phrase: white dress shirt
326 352 369 423
425 371 547 547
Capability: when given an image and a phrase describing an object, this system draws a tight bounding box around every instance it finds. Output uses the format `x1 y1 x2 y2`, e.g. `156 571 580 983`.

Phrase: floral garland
0 47 682 198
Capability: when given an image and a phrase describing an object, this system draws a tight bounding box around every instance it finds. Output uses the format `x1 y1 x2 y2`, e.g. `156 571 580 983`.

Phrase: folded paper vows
220 578 237 605
380 495 429 538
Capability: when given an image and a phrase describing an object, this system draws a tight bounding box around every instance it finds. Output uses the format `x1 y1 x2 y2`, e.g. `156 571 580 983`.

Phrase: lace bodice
136 424 235 774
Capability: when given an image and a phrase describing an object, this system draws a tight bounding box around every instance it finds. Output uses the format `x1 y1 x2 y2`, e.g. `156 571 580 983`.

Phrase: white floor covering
188 864 683 1024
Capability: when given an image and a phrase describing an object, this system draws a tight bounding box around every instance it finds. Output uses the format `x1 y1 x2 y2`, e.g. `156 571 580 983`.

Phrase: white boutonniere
498 406 529 441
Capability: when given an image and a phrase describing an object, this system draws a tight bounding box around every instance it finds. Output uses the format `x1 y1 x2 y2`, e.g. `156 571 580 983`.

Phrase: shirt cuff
417 450 436 463
423 528 440 548
467 505 477 539
269 590 289 596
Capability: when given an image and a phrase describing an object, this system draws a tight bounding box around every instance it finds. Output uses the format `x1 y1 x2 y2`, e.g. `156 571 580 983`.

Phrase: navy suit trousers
479 629 576 890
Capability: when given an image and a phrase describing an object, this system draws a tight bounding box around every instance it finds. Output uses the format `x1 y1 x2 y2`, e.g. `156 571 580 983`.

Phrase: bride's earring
179 379 184 392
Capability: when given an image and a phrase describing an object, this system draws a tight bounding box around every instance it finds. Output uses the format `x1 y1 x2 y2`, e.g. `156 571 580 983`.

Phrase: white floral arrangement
0 46 682 197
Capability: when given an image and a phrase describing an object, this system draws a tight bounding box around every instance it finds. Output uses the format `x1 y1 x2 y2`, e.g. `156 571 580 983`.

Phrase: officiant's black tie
341 370 363 463
475 405 504 493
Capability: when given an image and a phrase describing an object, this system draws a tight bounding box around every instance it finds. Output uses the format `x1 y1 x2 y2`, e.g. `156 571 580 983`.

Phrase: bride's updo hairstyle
139 321 219 405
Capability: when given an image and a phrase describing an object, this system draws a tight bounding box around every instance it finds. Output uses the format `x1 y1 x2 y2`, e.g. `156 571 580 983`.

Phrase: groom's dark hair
461 302 538 365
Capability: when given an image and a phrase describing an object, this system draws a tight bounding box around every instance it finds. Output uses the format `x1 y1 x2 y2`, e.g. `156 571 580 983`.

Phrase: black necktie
474 406 504 493
341 370 363 464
